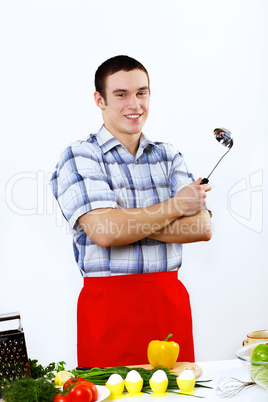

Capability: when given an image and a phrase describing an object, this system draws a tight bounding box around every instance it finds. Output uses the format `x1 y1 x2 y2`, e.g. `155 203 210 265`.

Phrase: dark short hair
95 55 150 101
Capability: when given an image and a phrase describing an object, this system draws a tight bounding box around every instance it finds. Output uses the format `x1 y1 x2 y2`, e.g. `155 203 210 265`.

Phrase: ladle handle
200 178 209 185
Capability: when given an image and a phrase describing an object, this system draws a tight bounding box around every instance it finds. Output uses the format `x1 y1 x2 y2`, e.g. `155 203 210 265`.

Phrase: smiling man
50 55 212 368
95 69 150 141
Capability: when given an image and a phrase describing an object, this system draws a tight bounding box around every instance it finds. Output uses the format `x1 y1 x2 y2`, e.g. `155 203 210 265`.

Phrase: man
50 55 212 368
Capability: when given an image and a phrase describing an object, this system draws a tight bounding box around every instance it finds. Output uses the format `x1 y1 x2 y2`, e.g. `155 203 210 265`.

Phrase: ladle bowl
201 127 233 184
214 127 233 149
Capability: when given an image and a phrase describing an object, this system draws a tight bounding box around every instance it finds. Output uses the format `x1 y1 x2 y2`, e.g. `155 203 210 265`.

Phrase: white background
0 0 267 369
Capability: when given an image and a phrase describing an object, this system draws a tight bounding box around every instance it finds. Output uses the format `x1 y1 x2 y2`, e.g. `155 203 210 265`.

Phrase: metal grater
0 312 30 393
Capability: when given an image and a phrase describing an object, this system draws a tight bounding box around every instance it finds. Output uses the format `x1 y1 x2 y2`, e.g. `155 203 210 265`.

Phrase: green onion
70 366 212 394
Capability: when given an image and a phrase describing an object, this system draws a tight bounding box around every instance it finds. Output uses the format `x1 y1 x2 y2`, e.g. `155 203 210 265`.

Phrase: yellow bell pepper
147 333 180 369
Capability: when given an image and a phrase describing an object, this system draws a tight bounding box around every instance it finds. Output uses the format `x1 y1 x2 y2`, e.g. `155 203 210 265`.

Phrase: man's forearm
148 210 212 244
78 198 180 247
78 179 211 247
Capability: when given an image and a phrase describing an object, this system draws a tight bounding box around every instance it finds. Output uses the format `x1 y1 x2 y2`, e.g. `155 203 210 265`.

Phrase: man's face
95 69 150 140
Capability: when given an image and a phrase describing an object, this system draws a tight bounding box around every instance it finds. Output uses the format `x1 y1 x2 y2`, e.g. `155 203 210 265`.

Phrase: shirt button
151 264 157 270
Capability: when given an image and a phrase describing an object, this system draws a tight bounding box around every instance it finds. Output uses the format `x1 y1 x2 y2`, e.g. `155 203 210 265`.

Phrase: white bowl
236 342 268 391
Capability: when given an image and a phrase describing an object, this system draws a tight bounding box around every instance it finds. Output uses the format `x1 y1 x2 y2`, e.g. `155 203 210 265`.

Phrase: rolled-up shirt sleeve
50 142 118 229
168 147 195 197
168 147 212 216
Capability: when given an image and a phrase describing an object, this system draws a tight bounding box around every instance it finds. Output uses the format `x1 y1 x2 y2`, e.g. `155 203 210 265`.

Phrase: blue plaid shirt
50 125 194 277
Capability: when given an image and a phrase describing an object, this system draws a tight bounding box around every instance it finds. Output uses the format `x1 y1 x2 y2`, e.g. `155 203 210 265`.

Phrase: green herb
29 358 66 380
2 377 60 402
0 359 66 401
164 389 205 398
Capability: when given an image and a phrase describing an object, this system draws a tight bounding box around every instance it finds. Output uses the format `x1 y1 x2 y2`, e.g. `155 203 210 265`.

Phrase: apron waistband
83 270 178 287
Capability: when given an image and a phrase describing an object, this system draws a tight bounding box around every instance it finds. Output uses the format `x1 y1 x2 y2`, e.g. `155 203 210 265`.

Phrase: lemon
54 370 75 386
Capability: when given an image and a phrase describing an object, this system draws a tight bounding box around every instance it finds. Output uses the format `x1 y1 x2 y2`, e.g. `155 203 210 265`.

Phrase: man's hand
148 209 212 244
174 178 211 217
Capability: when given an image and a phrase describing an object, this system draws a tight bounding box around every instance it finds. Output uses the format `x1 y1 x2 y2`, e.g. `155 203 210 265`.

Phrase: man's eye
138 92 147 96
117 93 126 97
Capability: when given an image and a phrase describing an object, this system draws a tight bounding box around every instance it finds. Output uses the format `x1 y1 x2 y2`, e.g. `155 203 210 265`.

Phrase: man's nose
127 95 139 109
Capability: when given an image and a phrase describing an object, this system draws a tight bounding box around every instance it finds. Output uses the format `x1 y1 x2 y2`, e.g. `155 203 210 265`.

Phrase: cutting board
128 362 202 379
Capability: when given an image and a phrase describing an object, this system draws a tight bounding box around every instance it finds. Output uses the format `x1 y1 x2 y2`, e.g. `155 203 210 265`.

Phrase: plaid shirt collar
94 124 159 158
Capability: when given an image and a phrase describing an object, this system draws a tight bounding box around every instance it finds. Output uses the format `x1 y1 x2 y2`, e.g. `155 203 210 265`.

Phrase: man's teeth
126 114 140 118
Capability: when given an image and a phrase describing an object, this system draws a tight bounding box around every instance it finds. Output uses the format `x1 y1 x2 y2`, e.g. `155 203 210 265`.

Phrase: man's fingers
195 177 203 185
203 183 212 192
193 178 212 192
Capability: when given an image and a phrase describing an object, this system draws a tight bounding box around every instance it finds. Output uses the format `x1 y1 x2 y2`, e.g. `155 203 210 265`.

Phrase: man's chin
124 123 145 135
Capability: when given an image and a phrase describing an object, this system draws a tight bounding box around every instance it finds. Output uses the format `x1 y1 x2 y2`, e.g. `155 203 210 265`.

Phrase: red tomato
54 395 70 402
63 377 86 391
69 385 92 402
79 381 98 402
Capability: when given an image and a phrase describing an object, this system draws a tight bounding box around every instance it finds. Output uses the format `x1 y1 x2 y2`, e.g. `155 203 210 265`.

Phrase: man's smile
125 114 142 120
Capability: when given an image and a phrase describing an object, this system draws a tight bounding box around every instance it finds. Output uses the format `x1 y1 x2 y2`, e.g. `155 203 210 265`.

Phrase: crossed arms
78 178 212 247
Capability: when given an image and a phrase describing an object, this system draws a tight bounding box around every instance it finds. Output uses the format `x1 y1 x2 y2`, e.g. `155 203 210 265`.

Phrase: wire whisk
216 376 255 398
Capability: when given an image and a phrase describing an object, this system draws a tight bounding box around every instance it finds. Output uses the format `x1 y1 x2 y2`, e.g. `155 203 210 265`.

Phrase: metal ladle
201 128 234 184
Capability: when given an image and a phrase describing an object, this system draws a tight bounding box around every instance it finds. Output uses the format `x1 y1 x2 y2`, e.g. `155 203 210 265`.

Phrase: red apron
77 271 194 368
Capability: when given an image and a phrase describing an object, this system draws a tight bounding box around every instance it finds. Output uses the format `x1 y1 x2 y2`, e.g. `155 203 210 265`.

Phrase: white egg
178 369 195 381
107 373 124 385
150 369 168 383
125 370 142 383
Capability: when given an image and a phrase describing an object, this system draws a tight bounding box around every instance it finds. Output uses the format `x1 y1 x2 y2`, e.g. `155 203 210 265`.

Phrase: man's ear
94 91 106 110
